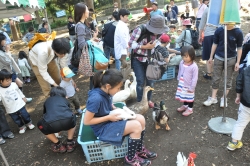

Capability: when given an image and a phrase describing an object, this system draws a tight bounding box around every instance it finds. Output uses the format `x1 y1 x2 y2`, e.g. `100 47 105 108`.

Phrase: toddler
60 67 82 114
167 24 178 49
175 46 198 116
0 69 35 134
18 51 31 83
185 1 190 17
84 69 157 165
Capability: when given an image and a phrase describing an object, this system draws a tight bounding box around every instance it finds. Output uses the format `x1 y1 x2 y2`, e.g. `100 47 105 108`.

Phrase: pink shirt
196 4 207 18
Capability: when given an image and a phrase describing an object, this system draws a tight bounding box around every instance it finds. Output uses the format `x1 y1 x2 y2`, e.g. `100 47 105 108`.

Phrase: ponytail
93 69 123 89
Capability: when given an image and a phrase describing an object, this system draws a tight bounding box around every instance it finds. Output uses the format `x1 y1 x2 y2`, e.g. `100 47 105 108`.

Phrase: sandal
0 137 6 145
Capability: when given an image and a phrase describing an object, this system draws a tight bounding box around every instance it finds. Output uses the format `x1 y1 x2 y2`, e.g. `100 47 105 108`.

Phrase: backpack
183 29 200 49
241 39 250 64
28 31 56 49
87 40 109 71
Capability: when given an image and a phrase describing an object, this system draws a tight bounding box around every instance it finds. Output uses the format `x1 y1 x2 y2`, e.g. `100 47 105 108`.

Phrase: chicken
129 72 137 99
176 152 197 166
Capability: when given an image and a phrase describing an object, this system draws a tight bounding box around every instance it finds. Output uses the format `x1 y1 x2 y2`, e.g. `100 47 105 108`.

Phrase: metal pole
222 24 227 122
0 148 9 166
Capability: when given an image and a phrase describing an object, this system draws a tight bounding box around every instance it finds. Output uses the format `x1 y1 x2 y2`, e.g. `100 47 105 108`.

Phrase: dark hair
186 25 192 28
42 21 47 28
169 24 176 29
28 27 34 32
166 5 171 11
74 2 87 23
93 69 123 89
0 33 6 52
89 8 94 12
181 45 196 61
170 0 175 2
112 11 119 21
52 38 71 54
49 86 66 97
0 69 12 82
101 20 104 24
180 14 186 19
18 51 28 60
119 8 130 18
68 16 73 19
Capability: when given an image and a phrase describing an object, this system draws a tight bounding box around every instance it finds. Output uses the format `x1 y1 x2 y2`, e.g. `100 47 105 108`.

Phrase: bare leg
211 89 218 99
221 89 230 98
206 61 213 75
46 134 58 143
67 127 76 140
15 78 23 87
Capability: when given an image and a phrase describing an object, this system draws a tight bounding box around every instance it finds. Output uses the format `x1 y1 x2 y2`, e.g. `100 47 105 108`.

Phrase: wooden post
9 20 19 41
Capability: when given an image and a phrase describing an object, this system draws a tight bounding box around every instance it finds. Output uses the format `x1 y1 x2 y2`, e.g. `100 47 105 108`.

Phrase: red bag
78 45 95 76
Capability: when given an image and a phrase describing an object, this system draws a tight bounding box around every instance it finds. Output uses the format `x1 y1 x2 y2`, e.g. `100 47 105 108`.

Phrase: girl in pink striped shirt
175 46 198 116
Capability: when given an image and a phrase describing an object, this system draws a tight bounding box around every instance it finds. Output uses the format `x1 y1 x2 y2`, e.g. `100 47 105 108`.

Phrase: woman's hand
108 113 122 122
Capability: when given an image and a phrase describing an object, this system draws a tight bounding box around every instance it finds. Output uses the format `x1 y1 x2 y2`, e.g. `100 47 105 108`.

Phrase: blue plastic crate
77 109 128 163
157 66 176 81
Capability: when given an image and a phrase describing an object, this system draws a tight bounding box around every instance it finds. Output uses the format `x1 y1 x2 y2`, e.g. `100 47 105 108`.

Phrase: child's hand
76 88 79 92
23 98 27 103
235 97 240 104
187 90 193 93
108 113 122 122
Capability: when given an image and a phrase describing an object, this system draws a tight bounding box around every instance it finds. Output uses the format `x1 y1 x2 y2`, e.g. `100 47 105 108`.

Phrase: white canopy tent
0 0 45 19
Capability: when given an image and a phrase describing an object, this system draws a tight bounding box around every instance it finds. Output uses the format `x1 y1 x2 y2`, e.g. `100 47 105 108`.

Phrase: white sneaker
26 98 33 103
220 98 228 107
19 126 27 134
27 124 35 129
203 97 218 106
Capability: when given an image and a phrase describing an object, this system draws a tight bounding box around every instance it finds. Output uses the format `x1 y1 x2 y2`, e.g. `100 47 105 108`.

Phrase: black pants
0 104 12 138
184 102 193 108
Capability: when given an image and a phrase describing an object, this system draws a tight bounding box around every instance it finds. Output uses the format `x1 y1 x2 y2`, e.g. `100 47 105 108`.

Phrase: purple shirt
177 60 198 92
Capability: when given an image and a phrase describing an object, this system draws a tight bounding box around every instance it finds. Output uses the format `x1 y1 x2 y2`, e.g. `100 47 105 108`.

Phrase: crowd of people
0 0 250 165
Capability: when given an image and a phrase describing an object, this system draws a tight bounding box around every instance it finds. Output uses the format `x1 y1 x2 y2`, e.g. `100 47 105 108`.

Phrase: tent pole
222 24 227 122
0 148 9 166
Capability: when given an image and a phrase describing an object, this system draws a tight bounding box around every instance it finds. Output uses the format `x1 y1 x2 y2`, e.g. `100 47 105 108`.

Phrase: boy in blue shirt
150 2 163 18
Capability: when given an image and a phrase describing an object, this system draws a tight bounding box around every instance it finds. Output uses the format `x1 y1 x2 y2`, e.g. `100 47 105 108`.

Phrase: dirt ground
1 3 250 166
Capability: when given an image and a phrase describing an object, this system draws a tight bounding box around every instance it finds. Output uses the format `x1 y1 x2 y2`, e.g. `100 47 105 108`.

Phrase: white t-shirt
60 79 75 97
114 20 129 59
0 83 25 114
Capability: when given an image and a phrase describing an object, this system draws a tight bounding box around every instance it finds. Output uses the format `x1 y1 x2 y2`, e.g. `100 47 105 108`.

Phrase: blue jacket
236 66 250 107
164 10 177 21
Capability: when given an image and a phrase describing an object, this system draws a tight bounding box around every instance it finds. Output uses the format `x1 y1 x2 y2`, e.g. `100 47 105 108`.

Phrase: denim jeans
115 59 121 70
9 106 32 128
132 58 154 102
103 45 115 60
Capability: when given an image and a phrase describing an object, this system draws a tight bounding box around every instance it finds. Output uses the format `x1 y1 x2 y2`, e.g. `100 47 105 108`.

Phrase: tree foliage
45 0 79 17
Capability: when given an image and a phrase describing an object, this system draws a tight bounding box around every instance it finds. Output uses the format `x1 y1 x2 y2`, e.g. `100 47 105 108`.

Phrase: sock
232 141 238 145
137 130 145 152
67 139 73 142
188 107 193 111
55 140 61 145
127 137 140 161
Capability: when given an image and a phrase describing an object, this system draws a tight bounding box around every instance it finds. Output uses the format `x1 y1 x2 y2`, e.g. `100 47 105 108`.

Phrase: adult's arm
76 24 88 49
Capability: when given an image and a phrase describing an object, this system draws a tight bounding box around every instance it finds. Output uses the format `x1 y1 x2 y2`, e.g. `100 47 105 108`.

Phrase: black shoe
203 73 212 80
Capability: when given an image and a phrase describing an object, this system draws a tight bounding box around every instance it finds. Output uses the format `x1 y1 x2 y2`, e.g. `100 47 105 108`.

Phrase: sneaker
137 146 157 160
124 154 151 166
220 98 228 107
227 141 243 151
27 124 35 130
77 109 83 114
203 73 212 80
0 137 6 145
182 108 193 116
19 126 27 134
177 105 188 112
203 97 218 106
26 98 33 103
26 78 30 83
66 140 77 152
51 142 67 153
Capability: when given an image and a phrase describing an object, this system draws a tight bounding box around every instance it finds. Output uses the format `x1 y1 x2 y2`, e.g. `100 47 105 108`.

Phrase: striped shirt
128 25 157 62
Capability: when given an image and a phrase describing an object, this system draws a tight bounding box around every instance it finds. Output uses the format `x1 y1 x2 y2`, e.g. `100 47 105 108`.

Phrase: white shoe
19 126 27 134
203 97 218 106
26 98 33 103
220 98 228 107
27 124 35 129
